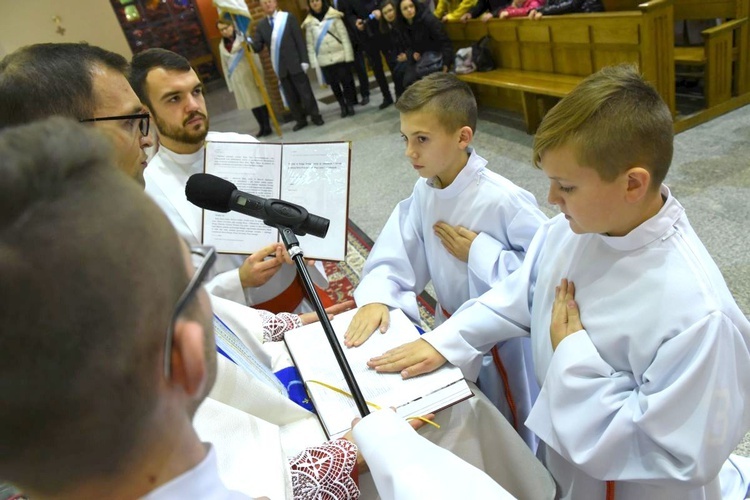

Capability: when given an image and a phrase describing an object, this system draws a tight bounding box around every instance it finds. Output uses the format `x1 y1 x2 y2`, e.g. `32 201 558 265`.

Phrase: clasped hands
363 279 584 379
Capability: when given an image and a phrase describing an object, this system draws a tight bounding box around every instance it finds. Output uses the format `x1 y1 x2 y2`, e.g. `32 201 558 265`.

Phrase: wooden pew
603 0 750 129
673 0 749 109
444 0 674 133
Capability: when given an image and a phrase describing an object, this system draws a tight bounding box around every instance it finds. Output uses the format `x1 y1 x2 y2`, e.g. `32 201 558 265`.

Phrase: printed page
284 308 472 439
203 141 282 253
280 142 350 261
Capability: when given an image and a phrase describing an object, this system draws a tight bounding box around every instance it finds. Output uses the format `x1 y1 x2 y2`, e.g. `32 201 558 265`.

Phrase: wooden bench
673 0 749 109
457 70 585 132
605 0 750 128
444 0 675 133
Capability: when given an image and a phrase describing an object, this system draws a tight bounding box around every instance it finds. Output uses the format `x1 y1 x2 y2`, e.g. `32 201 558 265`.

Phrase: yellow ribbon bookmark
307 379 440 429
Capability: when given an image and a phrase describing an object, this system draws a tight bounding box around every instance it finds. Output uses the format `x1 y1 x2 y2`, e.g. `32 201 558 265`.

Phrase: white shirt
141 445 250 499
425 186 750 500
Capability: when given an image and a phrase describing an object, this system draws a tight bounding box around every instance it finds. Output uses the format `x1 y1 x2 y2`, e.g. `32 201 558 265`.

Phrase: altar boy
345 73 547 448
367 65 750 500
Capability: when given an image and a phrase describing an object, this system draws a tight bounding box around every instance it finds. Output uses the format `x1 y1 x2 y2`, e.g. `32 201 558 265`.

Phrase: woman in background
216 19 272 137
302 0 358 118
398 0 453 87
378 0 411 99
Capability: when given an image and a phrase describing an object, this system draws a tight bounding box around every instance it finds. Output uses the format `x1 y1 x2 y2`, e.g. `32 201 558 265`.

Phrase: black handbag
415 51 444 78
471 36 495 72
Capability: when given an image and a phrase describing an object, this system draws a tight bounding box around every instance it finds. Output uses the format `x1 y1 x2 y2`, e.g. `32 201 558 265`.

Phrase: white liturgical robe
354 148 547 448
424 186 750 499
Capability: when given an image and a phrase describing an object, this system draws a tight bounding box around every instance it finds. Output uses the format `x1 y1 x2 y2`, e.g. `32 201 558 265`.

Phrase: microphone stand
278 225 370 417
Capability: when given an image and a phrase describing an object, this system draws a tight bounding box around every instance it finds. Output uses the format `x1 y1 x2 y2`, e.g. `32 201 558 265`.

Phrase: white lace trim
289 439 360 499
259 310 303 342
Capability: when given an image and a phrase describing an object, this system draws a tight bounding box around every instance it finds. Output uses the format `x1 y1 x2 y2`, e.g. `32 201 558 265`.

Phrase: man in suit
251 0 324 131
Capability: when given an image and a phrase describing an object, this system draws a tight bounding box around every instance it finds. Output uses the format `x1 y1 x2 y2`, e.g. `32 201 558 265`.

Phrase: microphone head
185 173 236 212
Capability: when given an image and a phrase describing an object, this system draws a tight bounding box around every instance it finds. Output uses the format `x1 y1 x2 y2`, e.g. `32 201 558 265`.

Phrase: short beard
154 111 209 145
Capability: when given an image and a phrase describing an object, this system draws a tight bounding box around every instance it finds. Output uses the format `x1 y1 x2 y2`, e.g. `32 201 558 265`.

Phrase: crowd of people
212 0 610 134
1 2 750 497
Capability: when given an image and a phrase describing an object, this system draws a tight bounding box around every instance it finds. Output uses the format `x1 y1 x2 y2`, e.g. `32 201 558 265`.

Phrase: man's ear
624 166 652 202
169 319 208 398
458 126 473 150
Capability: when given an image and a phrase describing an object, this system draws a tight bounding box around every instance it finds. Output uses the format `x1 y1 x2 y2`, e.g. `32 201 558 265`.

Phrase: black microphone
185 173 329 238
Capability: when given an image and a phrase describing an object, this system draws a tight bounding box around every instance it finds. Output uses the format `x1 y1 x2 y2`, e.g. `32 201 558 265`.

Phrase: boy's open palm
367 338 446 378
550 278 584 349
434 222 478 262
344 303 390 347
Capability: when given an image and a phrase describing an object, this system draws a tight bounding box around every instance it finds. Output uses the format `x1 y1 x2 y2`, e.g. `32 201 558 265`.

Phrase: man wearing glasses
0 118 519 499
0 43 154 186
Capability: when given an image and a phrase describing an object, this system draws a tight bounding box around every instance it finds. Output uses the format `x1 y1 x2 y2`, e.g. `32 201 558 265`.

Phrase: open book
202 139 350 261
284 307 474 439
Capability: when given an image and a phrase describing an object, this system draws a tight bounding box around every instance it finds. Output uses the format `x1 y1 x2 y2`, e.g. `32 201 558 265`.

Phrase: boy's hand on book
367 339 446 378
239 243 284 288
550 278 583 350
344 303 390 347
434 222 478 262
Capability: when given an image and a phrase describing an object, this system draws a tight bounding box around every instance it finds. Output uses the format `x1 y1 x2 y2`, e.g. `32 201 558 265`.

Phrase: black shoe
292 121 308 132
359 95 370 106
346 105 356 117
378 98 394 110
312 115 324 126
340 105 348 118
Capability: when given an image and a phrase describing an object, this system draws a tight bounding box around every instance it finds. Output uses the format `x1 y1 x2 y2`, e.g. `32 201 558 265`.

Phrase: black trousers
360 40 393 101
322 63 357 106
280 71 320 123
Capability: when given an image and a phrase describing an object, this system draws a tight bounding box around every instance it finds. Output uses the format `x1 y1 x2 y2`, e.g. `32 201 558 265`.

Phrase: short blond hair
395 73 477 133
533 65 673 187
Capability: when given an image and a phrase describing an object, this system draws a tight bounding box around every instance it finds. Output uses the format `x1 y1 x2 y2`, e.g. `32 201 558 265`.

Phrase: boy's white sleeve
205 269 249 305
526 312 750 486
467 193 547 297
354 194 429 322
353 409 515 500
421 220 552 380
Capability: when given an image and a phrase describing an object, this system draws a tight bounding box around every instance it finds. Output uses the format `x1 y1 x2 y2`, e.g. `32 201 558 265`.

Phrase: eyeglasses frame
163 245 217 379
80 112 151 137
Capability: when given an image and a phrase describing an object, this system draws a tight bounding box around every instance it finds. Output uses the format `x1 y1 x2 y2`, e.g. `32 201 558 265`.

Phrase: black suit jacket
251 12 308 78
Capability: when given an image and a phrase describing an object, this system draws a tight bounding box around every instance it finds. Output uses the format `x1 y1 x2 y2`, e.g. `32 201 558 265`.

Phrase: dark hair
378 0 402 33
395 72 477 133
0 43 129 130
308 0 331 9
129 48 193 109
397 0 425 22
0 117 187 492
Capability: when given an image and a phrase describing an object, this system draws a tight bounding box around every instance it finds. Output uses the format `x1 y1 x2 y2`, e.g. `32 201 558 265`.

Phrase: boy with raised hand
368 65 750 499
345 72 547 448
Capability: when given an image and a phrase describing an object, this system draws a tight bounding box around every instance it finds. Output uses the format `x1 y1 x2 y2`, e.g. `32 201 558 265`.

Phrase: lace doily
259 310 303 342
289 439 360 499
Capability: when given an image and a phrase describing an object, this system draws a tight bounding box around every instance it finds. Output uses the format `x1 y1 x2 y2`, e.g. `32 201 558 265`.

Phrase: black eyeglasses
163 245 217 378
80 112 151 137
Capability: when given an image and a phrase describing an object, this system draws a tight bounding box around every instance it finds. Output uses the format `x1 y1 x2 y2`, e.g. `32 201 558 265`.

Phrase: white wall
0 0 131 58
